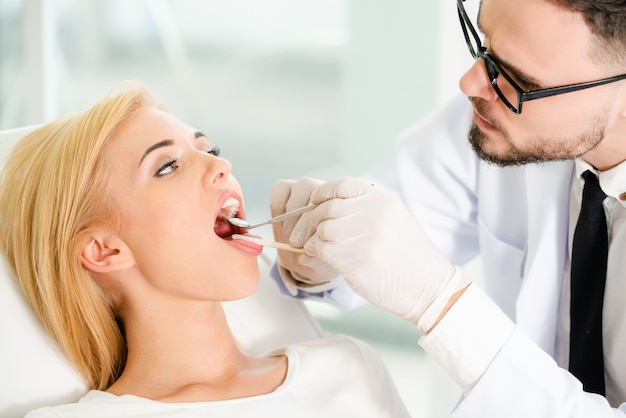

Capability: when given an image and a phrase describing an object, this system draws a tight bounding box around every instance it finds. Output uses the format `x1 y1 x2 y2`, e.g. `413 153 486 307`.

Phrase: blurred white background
1 0 477 416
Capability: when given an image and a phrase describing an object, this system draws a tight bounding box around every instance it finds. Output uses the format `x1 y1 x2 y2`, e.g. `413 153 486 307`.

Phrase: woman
0 82 409 417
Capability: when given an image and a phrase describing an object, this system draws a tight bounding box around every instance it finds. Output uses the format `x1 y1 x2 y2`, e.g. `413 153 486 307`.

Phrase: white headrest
0 126 86 417
0 254 88 417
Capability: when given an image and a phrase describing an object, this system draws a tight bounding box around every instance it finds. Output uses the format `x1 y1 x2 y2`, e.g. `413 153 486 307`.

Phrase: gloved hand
270 177 342 294
300 177 471 332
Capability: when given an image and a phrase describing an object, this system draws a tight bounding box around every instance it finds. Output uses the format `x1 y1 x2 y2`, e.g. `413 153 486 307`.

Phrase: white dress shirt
25 335 410 418
420 157 626 409
556 158 626 406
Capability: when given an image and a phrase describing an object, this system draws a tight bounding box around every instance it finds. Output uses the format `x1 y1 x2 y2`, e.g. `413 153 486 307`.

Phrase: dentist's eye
155 159 179 177
207 146 220 157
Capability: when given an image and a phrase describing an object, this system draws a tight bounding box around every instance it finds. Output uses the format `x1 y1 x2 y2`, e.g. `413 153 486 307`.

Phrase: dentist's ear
79 233 135 274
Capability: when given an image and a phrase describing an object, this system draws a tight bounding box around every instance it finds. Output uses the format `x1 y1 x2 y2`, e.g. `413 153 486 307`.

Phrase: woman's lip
226 234 263 256
473 110 495 130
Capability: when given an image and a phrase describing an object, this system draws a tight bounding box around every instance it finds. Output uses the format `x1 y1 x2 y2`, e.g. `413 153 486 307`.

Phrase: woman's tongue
214 221 234 239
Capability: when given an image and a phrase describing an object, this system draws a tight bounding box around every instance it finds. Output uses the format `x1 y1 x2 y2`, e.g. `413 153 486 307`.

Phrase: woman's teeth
219 197 240 221
215 197 241 239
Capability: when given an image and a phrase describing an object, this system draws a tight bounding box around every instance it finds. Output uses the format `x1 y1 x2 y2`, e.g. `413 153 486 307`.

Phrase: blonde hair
0 82 158 390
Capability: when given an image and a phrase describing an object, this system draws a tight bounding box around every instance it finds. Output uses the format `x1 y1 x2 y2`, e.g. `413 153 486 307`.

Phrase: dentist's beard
468 122 553 167
467 100 606 167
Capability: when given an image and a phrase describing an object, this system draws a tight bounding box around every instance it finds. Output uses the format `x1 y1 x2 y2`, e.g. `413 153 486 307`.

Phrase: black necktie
569 170 607 395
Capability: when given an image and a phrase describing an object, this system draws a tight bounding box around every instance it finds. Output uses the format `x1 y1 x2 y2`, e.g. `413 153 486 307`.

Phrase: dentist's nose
459 59 498 103
204 155 232 187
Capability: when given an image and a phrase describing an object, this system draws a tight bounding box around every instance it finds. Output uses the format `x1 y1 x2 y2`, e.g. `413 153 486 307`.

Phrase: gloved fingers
270 177 322 216
303 191 407 244
309 177 373 204
317 212 378 243
271 177 323 246
305 232 378 276
276 264 340 296
287 209 318 248
291 257 337 284
290 193 377 247
270 179 296 217
296 251 334 269
286 177 374 247
276 250 338 284
285 177 323 210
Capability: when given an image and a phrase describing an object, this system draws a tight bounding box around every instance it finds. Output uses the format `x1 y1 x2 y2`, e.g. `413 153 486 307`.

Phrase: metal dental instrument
227 203 318 230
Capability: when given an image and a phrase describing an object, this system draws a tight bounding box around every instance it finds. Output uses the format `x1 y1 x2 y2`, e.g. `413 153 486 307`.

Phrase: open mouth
214 197 246 239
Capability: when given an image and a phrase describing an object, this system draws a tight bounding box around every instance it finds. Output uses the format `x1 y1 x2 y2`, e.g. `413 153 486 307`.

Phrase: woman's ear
79 233 134 274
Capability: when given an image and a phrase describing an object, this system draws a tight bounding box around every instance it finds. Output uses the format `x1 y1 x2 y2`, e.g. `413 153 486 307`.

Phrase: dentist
271 0 626 416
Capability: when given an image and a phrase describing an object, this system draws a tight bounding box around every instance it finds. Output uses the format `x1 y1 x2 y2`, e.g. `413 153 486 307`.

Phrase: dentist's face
103 107 262 302
458 0 625 169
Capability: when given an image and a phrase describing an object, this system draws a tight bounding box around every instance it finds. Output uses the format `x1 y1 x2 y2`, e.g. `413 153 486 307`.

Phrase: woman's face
102 106 262 302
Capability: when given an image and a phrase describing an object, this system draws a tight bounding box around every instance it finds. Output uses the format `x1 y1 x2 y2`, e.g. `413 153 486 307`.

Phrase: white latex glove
301 177 471 332
270 177 342 294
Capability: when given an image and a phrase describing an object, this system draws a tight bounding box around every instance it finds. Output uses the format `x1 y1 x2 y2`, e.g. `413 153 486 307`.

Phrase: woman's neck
108 298 287 402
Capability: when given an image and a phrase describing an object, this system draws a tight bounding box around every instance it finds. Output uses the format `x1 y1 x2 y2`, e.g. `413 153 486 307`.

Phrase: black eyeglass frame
457 0 626 114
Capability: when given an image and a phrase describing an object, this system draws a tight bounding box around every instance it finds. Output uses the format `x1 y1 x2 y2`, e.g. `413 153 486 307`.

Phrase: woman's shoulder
294 334 378 353
280 334 410 416
284 334 385 373
25 391 149 418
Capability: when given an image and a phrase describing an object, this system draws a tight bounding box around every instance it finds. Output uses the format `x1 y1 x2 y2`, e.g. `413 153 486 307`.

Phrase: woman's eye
207 145 220 157
155 159 179 177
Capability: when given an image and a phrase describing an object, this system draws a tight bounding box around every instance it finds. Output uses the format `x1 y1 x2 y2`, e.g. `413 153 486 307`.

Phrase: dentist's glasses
457 0 626 114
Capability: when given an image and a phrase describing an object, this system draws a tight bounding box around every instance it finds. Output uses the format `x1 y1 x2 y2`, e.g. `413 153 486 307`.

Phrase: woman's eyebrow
138 139 174 166
194 131 205 139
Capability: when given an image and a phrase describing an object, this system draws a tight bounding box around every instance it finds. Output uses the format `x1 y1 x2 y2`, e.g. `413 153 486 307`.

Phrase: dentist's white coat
365 94 626 416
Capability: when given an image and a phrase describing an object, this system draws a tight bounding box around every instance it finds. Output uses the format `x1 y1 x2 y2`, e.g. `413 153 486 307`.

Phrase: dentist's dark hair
551 0 626 65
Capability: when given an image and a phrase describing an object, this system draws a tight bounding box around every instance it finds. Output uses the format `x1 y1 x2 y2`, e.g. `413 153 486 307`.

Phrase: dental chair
0 126 324 418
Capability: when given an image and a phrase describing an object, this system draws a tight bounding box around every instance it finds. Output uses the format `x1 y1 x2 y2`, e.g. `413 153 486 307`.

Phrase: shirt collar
575 157 626 207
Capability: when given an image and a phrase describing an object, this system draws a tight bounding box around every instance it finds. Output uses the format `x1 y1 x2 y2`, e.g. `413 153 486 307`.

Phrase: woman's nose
204 154 232 187
458 59 498 102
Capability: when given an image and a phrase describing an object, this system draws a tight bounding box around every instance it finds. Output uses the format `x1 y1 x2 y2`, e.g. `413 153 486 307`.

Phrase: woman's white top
25 335 410 418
